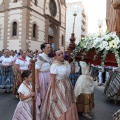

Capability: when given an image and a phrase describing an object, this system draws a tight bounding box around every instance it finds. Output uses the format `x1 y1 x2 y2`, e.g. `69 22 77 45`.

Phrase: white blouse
35 53 52 72
1 56 14 65
50 61 71 80
15 58 30 70
18 83 32 101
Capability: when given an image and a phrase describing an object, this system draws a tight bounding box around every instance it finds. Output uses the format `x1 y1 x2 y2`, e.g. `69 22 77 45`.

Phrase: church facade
0 0 66 51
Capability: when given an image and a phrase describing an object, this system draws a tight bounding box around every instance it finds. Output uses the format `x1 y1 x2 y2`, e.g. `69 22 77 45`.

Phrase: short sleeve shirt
35 53 52 71
18 83 32 101
50 61 71 80
15 58 30 70
1 56 14 65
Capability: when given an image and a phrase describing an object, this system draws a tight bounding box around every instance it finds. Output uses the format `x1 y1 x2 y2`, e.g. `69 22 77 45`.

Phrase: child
12 70 40 120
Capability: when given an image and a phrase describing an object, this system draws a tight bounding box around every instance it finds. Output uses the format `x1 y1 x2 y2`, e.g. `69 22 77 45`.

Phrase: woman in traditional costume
12 70 40 120
0 49 14 93
74 61 95 119
35 43 52 106
113 109 120 120
13 50 31 98
40 49 79 120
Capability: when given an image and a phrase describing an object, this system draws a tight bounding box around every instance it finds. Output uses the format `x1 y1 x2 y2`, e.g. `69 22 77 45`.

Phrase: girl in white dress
35 43 52 106
12 70 40 120
74 61 95 119
40 49 78 120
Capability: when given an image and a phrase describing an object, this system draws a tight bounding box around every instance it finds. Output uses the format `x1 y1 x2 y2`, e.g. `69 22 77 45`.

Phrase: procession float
67 32 120 67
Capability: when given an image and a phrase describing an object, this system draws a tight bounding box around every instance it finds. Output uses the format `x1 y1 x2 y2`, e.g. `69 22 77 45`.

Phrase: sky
0 0 107 34
0 0 2 4
66 0 107 34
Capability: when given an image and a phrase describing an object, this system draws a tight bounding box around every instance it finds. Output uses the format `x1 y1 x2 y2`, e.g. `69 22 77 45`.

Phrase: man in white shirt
98 66 104 86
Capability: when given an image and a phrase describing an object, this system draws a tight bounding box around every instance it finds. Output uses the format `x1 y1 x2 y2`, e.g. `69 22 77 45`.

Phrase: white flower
105 46 110 50
104 35 110 40
109 41 117 48
102 41 108 46
99 44 104 50
114 38 120 44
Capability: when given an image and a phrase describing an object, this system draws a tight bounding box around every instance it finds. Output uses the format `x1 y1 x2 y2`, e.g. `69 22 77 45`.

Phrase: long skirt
113 109 120 120
40 79 79 120
12 72 22 95
38 71 50 100
12 100 40 120
76 93 95 113
0 66 14 89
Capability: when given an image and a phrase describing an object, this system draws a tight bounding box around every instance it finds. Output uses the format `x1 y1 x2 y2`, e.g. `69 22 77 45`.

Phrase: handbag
113 0 120 9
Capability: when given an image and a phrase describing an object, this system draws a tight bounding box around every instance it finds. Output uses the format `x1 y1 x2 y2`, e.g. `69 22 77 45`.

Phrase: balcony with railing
82 18 86 25
82 12 86 18
81 24 86 31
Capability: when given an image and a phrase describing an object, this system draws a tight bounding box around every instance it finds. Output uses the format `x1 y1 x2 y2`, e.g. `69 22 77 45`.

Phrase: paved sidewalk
94 80 106 91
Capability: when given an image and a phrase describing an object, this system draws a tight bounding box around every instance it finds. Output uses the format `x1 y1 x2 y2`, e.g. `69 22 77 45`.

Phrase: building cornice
44 14 61 25
0 6 44 17
0 6 62 27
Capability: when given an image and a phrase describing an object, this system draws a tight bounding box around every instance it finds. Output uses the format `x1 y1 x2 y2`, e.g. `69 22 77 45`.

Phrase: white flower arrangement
71 32 120 67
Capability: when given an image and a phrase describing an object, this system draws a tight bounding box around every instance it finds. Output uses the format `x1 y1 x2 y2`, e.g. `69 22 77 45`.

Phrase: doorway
48 35 53 45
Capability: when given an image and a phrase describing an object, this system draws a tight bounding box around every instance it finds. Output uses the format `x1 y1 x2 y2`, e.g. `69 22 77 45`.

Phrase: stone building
66 1 88 46
106 0 111 27
0 0 66 51
106 0 120 36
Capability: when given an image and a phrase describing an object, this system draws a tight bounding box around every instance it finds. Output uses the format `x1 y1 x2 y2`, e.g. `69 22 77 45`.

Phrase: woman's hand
36 84 40 92
30 92 35 97
53 93 57 103
36 86 40 92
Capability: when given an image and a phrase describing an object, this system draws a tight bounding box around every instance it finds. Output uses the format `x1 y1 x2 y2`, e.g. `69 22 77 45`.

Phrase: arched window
61 34 64 45
14 0 17 3
49 0 57 17
12 22 17 36
61 0 65 5
34 0 37 6
33 24 36 38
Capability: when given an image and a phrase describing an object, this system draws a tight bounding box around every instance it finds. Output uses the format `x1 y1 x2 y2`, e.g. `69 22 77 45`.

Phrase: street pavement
0 89 18 120
0 82 120 120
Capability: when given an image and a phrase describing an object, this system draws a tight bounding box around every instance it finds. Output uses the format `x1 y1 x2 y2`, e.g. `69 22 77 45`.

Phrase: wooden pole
67 33 76 63
30 59 37 120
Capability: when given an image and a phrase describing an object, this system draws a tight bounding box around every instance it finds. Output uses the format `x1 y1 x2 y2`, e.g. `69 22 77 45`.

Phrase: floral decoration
71 32 120 67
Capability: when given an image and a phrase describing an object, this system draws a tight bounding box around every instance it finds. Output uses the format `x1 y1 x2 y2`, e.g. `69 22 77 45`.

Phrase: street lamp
72 5 79 33
67 5 79 61
98 20 103 36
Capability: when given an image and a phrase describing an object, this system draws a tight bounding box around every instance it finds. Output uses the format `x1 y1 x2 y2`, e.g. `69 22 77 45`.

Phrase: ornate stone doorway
48 35 53 44
45 17 60 49
48 26 54 45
